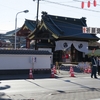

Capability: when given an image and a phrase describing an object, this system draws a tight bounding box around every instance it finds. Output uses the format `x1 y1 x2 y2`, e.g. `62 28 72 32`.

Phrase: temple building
22 12 99 63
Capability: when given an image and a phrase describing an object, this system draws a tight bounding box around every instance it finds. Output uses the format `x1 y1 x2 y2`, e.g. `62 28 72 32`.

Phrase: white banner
73 41 88 53
55 40 72 51
55 40 88 53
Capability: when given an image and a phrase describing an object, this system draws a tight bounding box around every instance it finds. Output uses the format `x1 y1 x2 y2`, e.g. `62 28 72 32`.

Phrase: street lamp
14 10 29 49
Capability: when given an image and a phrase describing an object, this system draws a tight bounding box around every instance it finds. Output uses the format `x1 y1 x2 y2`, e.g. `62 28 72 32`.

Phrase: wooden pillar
26 38 30 48
35 39 38 50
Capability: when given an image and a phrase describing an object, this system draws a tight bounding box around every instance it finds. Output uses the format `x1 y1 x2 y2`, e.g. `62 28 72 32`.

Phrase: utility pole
33 0 40 28
36 0 39 28
33 0 40 50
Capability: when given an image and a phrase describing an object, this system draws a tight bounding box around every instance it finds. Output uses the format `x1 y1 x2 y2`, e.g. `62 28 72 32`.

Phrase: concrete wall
0 54 52 70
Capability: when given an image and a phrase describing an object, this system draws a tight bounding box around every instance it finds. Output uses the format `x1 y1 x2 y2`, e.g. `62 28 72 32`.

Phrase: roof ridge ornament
42 11 47 16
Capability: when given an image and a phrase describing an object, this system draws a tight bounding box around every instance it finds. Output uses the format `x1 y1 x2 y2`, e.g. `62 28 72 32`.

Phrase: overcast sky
0 0 100 36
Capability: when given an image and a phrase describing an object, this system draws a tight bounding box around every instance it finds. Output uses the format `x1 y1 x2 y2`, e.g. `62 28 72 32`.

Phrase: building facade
28 12 99 63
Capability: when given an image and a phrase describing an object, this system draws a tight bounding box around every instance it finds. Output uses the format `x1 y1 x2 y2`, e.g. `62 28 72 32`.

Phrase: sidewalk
0 65 95 80
55 69 92 78
0 69 92 80
0 73 51 80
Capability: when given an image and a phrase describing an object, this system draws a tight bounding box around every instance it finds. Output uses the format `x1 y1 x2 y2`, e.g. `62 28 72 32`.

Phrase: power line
43 0 100 13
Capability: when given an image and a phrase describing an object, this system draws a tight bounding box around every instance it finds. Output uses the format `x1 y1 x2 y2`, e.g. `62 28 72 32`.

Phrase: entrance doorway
53 44 84 63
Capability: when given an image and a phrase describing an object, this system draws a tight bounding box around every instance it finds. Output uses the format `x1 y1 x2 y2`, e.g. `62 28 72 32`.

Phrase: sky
0 0 100 37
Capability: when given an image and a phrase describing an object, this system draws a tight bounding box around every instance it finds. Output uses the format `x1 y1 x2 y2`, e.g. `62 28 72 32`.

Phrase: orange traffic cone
87 67 91 73
51 68 55 78
70 67 75 77
29 68 33 79
70 71 75 77
53 65 57 74
69 67 73 73
84 68 88 73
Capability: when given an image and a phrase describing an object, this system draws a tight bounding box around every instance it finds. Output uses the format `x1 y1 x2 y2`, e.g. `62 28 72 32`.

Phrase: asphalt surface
0 66 100 100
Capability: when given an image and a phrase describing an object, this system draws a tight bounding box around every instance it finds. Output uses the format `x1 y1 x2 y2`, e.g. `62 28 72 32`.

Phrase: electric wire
0 0 100 33
43 0 100 13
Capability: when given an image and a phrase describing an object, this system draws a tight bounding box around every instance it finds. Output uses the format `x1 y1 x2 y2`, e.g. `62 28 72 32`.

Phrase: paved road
0 72 100 100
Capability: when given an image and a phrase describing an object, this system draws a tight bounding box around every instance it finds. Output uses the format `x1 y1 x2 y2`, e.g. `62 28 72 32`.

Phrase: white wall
0 54 52 70
38 48 52 53
31 55 52 69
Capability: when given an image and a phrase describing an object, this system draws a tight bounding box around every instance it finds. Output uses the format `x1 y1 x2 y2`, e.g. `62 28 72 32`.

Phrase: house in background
4 28 20 48
16 19 36 48
2 19 36 49
28 12 99 63
0 33 12 48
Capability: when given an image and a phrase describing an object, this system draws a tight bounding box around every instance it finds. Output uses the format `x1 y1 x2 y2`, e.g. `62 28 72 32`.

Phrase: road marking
90 98 100 100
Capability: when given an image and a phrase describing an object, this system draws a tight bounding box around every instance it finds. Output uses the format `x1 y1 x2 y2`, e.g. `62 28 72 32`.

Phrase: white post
15 13 17 49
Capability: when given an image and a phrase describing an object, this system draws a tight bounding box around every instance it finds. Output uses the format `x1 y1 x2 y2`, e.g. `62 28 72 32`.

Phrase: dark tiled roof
37 43 54 48
5 28 21 36
88 46 99 50
25 19 36 31
42 12 99 41
5 19 36 37
0 50 51 55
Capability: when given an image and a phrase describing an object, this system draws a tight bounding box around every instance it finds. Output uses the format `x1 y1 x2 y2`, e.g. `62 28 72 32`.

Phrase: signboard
82 27 100 34
31 57 36 63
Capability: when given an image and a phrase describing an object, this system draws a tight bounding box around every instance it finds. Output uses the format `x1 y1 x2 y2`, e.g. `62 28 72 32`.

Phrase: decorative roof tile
25 19 36 31
0 50 51 55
